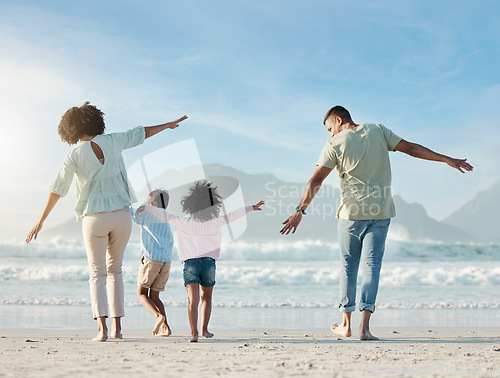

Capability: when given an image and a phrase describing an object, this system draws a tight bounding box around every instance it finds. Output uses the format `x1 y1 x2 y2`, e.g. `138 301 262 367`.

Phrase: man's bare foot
202 330 214 338
155 322 172 337
331 323 351 337
92 331 108 342
152 314 166 336
189 334 198 342
359 329 378 340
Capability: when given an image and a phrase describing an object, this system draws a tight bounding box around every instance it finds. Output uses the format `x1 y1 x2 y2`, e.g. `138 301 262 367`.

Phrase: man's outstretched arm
280 165 332 235
394 140 473 173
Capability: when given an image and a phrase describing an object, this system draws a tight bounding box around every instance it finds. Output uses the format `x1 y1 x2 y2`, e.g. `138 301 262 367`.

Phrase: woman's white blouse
50 127 146 220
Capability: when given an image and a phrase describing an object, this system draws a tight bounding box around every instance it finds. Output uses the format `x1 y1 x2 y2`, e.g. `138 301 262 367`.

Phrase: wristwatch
295 206 306 215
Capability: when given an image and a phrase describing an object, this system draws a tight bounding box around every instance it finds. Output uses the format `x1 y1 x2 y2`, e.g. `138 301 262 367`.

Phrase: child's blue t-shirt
131 207 174 263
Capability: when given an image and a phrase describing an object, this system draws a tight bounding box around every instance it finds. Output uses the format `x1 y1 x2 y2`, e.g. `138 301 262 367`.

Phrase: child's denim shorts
183 257 216 287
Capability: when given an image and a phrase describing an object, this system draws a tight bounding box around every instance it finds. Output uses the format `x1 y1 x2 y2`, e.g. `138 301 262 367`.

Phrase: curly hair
57 101 106 145
181 180 223 222
148 188 170 209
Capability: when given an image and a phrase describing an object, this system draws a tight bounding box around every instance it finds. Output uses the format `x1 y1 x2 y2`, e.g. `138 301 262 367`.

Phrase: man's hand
444 157 474 173
395 140 473 174
253 200 265 211
279 166 331 236
280 211 303 235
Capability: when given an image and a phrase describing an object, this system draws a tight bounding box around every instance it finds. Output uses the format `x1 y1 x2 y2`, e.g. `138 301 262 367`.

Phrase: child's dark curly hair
181 180 223 222
57 101 106 145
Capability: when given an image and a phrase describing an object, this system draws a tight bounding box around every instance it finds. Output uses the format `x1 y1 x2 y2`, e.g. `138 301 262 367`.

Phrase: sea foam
1 261 498 287
4 237 499 262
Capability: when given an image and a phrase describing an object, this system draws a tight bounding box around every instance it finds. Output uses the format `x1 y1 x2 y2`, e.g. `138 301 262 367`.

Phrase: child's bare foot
152 314 166 336
92 331 108 342
331 323 351 337
155 322 172 337
202 330 214 338
190 333 199 342
359 329 378 340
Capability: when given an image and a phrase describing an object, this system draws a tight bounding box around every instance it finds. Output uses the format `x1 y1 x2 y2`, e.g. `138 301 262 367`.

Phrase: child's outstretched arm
218 200 265 225
253 200 265 211
137 205 183 226
130 207 145 225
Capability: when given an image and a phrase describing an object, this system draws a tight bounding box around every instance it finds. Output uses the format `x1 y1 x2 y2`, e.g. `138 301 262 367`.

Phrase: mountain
45 164 342 242
391 195 477 243
443 179 500 243
204 165 476 243
45 163 476 243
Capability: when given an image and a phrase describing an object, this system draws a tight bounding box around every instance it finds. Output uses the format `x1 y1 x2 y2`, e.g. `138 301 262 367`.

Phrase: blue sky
1 0 499 238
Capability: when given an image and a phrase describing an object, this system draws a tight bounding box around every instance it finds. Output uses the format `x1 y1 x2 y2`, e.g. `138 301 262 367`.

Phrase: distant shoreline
1 306 498 330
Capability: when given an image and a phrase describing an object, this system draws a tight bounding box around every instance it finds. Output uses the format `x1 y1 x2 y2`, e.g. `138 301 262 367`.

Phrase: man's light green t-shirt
316 123 402 220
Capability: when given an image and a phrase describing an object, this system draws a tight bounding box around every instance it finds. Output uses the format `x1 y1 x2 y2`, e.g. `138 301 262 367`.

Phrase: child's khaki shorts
138 257 171 292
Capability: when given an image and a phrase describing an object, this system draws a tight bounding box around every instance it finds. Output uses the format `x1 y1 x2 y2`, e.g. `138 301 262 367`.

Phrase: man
280 105 473 340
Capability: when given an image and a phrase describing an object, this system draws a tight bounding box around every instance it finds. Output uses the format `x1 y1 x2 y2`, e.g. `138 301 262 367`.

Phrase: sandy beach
1 328 499 377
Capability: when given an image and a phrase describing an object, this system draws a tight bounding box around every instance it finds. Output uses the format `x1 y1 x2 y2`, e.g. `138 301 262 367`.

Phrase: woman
26 102 187 341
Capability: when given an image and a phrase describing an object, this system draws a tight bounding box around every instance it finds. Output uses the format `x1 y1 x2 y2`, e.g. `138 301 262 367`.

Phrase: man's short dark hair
58 101 106 145
323 105 352 125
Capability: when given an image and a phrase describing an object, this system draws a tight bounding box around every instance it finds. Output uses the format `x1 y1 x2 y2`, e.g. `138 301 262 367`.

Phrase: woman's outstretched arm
26 192 61 243
144 115 188 139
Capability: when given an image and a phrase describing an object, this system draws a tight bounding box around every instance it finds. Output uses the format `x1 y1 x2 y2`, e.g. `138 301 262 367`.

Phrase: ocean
1 237 499 330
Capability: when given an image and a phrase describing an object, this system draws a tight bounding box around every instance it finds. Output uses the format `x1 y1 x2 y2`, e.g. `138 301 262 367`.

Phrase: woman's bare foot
152 314 166 336
110 331 123 340
93 317 108 341
110 317 123 340
92 331 108 342
155 322 172 337
331 323 351 337
202 330 214 338
110 326 123 340
359 328 378 340
189 333 199 342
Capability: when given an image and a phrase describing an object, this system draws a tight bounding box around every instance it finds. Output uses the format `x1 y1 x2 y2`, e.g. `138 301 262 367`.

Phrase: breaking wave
2 238 499 262
1 262 498 287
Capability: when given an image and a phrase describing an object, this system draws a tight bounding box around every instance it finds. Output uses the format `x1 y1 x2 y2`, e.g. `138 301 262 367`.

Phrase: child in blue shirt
131 188 174 336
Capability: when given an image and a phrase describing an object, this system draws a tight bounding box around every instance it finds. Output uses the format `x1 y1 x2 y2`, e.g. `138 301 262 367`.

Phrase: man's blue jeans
338 218 390 313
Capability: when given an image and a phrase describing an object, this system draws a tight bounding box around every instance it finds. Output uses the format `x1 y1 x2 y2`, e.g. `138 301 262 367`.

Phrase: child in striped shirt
131 189 174 336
